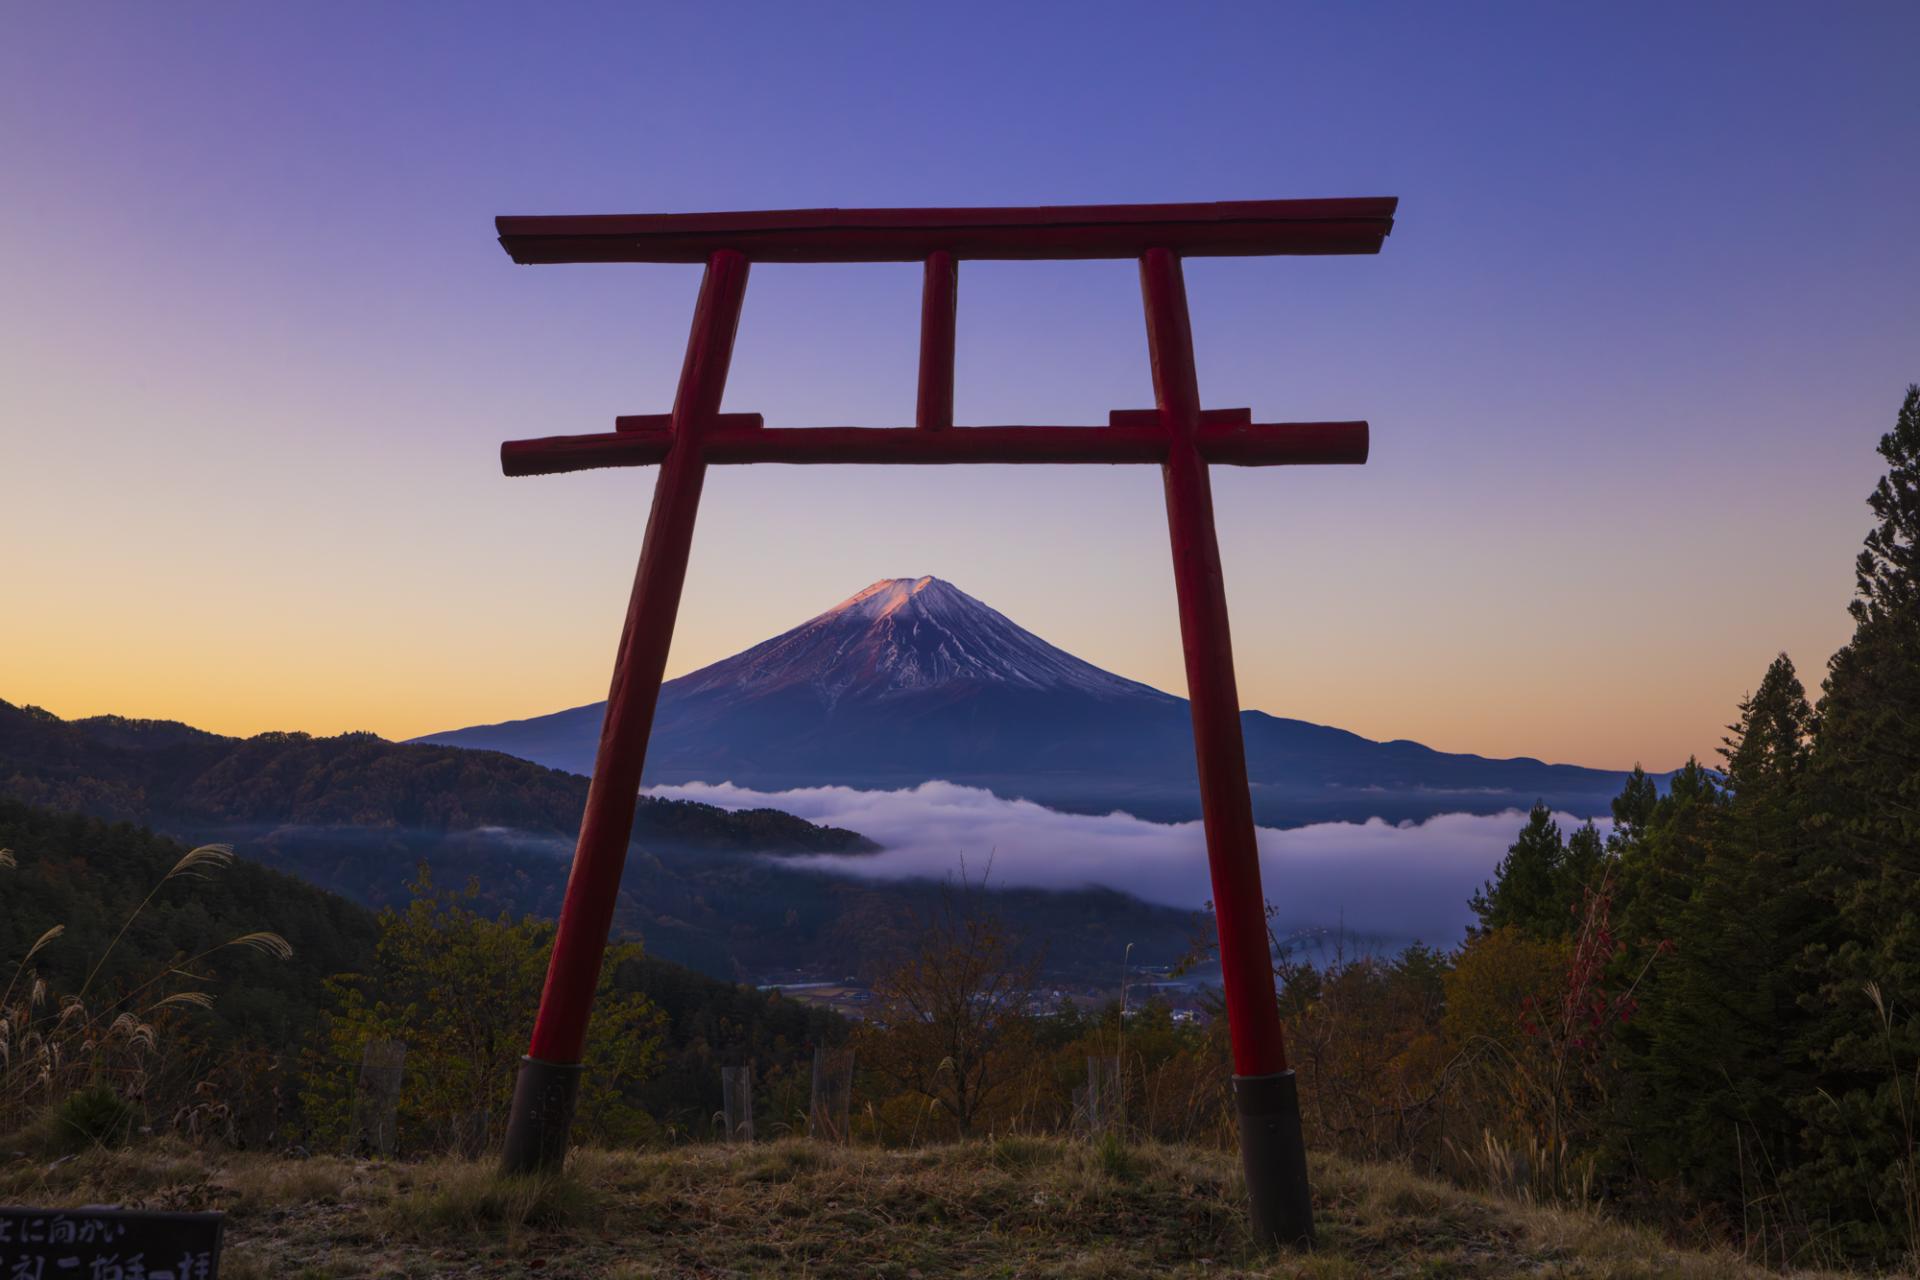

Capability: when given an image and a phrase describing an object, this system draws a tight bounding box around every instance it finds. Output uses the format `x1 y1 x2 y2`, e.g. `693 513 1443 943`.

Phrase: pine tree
1558 821 1608 910
1472 804 1573 938
1611 657 1814 1213
1603 760 1719 1184
1473 806 1619 942
1793 386 1920 1259
1609 766 1660 852
1611 759 1722 957
1722 656 1814 801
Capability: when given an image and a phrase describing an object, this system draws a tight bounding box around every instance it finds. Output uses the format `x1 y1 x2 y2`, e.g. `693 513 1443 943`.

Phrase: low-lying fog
644 780 1609 954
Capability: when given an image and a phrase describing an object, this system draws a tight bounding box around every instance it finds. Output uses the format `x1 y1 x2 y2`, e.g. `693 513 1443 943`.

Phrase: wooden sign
0 1207 223 1279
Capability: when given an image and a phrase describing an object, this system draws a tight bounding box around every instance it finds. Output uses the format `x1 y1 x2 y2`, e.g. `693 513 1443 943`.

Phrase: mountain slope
0 700 1201 981
0 698 868 851
420 577 1643 825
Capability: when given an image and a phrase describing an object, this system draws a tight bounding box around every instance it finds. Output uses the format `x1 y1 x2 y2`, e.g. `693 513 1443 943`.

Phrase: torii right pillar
1141 246 1313 1248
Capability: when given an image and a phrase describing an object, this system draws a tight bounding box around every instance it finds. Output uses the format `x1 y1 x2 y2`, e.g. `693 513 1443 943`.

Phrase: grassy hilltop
1 1138 1857 1280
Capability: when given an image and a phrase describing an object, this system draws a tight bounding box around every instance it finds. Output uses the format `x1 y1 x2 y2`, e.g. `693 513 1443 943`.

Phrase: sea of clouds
642 779 1609 953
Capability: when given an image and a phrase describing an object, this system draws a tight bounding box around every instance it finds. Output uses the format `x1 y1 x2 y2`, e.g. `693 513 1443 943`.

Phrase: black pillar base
500 1055 584 1175
1234 1070 1314 1250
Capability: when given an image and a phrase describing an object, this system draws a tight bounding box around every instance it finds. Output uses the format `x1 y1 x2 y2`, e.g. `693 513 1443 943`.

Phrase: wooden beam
614 412 763 433
501 420 1367 475
497 197 1397 264
916 252 957 430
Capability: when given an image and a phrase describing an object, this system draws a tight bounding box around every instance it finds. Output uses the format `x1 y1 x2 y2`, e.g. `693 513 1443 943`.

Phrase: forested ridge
0 702 873 852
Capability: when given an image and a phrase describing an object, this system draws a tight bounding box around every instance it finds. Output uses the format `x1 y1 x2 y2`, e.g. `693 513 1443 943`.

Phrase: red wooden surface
501 420 1366 475
615 411 763 433
1141 247 1290 1078
497 197 1395 264
916 251 957 430
525 249 749 1066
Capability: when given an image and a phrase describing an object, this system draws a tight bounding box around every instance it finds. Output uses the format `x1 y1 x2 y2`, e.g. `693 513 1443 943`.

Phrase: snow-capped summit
822 575 953 620
672 576 1172 705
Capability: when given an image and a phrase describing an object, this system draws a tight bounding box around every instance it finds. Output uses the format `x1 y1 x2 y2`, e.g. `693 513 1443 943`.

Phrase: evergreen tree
1558 821 1608 911
1471 804 1573 938
1793 386 1920 1259
1722 656 1814 801
1611 759 1722 956
1607 766 1659 860
1603 759 1721 1186
1610 657 1814 1214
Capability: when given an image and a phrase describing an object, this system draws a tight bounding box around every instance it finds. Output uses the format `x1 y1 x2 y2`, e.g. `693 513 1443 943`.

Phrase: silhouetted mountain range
419 577 1643 825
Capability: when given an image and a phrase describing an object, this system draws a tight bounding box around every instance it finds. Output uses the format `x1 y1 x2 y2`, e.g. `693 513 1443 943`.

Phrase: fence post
1085 1055 1124 1140
808 1047 854 1144
347 1039 405 1157
721 1065 755 1143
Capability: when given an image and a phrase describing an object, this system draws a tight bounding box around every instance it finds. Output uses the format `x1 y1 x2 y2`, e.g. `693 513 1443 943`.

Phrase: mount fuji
418 577 1637 826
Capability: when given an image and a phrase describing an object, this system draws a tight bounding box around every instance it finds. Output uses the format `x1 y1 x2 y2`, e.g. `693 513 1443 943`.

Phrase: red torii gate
492 198 1396 1249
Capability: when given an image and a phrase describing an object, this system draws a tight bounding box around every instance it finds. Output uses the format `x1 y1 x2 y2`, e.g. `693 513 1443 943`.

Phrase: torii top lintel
495 196 1396 264
496 198 1394 480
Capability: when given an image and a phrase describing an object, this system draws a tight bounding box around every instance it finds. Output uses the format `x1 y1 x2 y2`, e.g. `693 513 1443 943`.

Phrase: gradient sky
3 2 1915 771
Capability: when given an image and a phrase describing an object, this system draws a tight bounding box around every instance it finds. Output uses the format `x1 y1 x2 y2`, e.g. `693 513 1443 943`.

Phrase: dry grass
0 1138 1886 1278
1 839 294 1144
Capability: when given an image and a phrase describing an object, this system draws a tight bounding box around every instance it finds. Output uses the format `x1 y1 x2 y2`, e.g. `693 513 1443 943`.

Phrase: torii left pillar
499 248 751 1171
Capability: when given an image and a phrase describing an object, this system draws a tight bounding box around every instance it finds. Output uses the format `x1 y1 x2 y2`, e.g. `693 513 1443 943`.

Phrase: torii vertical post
500 249 749 1169
490 199 1395 1252
1143 247 1312 1243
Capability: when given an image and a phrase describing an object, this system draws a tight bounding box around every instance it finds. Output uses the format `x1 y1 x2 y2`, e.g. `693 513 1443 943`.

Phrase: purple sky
2 3 1915 770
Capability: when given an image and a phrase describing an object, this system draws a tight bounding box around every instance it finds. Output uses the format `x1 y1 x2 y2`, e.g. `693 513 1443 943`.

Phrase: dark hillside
0 799 844 1138
0 703 1199 982
0 799 376 1054
0 700 871 853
